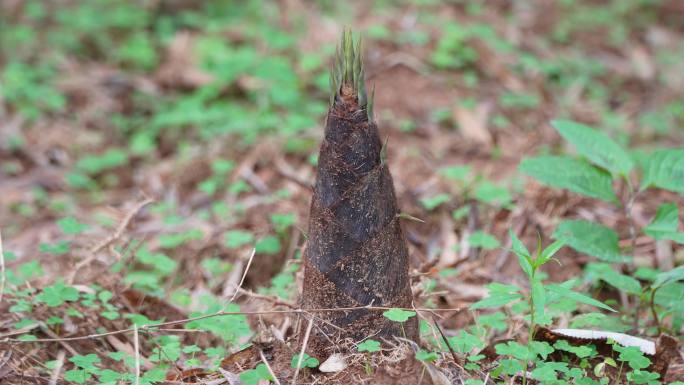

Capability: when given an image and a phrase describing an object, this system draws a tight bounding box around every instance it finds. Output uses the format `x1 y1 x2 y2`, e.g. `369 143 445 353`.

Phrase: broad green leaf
382 308 416 323
39 240 70 255
468 231 500 250
552 120 633 176
654 282 684 311
290 353 319 368
471 282 523 309
520 156 618 203
640 149 684 195
96 368 123 383
64 369 91 384
613 345 651 370
554 340 595 358
470 293 523 310
477 312 507 331
57 216 89 235
531 276 546 320
644 203 679 240
75 149 128 175
415 350 439 362
586 264 642 294
485 282 522 294
553 220 630 263
473 181 512 207
420 193 451 211
662 232 684 244
529 341 554 360
448 330 484 353
465 380 485 385
531 361 567 382
497 359 524 375
439 165 472 182
239 363 273 385
255 235 281 255
70 354 101 369
626 370 660 384
495 341 532 360
653 266 684 288
356 339 381 352
224 230 254 249
546 283 616 312
598 268 642 295
270 213 296 233
35 282 80 307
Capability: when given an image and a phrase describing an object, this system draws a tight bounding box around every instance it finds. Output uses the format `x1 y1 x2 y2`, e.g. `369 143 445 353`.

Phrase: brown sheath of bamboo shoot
301 30 418 356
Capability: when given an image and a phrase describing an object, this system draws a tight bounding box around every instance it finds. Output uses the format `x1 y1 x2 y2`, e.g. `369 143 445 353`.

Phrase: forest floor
1 0 684 384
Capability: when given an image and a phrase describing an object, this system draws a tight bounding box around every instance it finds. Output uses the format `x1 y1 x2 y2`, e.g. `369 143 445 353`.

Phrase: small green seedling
382 308 416 323
356 339 381 353
291 353 319 369
239 363 273 385
357 339 381 375
415 349 439 363
383 308 417 339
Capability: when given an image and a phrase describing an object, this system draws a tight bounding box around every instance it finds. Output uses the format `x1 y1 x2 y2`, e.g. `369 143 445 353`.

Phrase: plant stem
523 271 537 385
619 177 640 266
649 287 662 334
365 354 372 375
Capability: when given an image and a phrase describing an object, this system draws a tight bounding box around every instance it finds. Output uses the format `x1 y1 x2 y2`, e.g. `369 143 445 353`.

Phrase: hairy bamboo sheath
302 29 418 355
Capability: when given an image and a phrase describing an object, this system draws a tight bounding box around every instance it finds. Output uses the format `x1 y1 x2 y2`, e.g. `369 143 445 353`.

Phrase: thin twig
39 323 79 356
229 248 256 303
292 317 314 385
48 350 65 385
134 324 140 385
235 287 297 309
1 305 462 343
68 198 154 284
91 197 154 254
259 349 282 385
650 287 662 334
432 315 460 366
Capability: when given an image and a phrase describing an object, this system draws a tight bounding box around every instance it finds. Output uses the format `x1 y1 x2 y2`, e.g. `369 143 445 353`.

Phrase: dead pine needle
90 197 154 254
134 323 141 385
292 317 314 385
48 350 65 385
260 349 282 385
229 248 256 303
432 315 460 366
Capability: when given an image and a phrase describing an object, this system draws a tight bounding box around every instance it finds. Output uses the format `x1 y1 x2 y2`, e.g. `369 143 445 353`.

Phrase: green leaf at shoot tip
539 239 565 265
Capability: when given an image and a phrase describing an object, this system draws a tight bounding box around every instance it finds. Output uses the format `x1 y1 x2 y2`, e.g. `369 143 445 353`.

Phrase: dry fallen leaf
318 353 348 373
453 102 492 145
156 32 213 88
